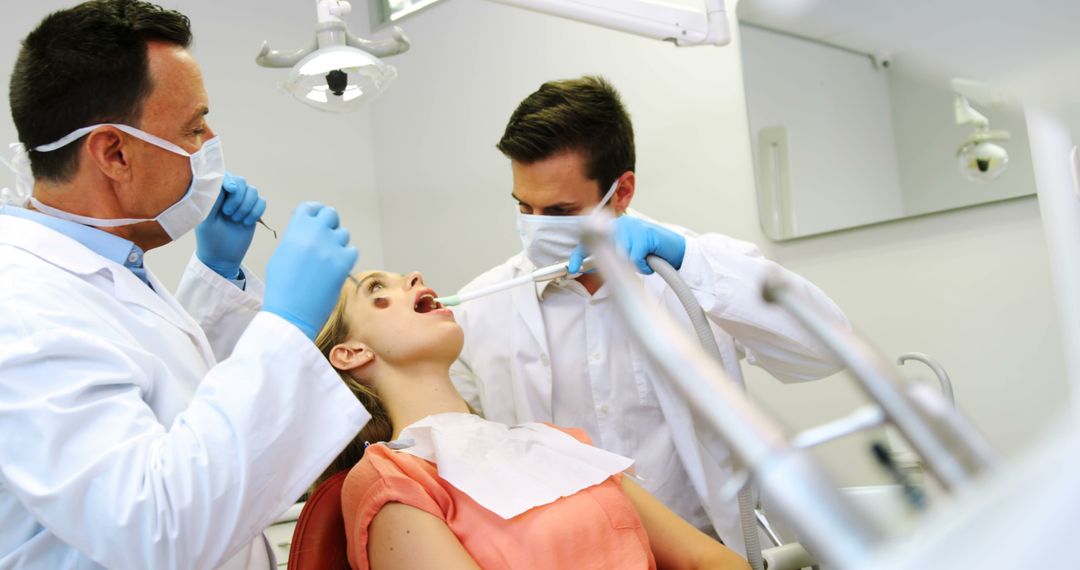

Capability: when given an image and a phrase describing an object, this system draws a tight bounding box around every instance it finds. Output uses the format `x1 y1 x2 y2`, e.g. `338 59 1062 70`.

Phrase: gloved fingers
568 244 588 274
341 245 359 271
629 237 655 275
244 198 267 226
293 201 325 219
206 186 228 220
314 205 341 229
222 173 246 194
614 222 634 262
230 184 260 223
332 227 350 247
221 175 247 217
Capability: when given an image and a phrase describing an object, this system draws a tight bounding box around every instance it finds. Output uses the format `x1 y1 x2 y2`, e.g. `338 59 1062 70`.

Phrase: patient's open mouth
414 292 443 314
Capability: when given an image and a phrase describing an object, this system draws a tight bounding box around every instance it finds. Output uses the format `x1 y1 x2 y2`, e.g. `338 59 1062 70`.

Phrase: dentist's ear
612 171 635 215
329 341 375 376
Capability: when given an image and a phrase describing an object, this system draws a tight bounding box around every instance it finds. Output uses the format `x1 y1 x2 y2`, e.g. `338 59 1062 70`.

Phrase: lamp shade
284 46 397 112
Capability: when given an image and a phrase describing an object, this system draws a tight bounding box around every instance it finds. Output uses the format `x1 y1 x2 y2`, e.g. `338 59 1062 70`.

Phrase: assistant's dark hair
496 76 635 197
9 0 193 182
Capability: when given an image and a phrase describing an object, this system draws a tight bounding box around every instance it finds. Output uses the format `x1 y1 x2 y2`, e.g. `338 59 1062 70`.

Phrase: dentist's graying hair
9 0 192 182
497 75 636 196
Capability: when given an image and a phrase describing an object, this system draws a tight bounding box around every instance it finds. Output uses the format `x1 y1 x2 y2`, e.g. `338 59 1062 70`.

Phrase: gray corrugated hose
645 255 764 570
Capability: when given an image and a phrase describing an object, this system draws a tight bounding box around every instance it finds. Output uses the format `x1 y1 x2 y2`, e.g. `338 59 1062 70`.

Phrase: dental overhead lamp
952 78 1011 182
256 0 410 112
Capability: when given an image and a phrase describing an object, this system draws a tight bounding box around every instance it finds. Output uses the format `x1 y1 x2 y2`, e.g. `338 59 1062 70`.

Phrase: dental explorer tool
248 215 354 284
257 218 277 239
434 256 596 307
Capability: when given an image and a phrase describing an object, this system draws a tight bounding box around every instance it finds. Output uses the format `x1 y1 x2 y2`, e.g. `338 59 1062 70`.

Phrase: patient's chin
434 326 465 363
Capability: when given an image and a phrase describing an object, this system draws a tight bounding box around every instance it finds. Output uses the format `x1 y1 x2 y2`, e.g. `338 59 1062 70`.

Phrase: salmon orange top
341 427 656 570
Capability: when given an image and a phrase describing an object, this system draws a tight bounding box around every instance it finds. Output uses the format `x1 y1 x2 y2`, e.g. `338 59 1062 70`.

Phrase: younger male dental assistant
450 76 850 554
0 2 368 568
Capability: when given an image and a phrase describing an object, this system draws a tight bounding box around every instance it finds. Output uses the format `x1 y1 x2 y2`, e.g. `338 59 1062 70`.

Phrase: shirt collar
1 205 148 279
536 276 611 301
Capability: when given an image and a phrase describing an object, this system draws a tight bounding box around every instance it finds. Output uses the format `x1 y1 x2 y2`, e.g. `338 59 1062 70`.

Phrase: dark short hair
9 0 193 182
496 76 635 196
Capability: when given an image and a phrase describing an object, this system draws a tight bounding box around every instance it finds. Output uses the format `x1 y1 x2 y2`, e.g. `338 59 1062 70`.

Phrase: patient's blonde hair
313 289 393 486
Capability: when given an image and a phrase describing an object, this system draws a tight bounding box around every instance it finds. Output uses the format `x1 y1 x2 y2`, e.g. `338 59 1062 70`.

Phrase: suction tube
646 256 763 570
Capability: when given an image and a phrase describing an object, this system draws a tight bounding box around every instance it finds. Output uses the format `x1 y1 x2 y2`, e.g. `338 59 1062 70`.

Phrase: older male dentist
0 1 367 568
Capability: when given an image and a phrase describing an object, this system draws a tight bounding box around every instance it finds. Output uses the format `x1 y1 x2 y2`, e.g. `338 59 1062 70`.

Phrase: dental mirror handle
435 256 597 307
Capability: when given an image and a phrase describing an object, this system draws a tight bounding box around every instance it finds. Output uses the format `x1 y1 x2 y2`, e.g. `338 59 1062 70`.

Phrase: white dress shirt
540 277 710 528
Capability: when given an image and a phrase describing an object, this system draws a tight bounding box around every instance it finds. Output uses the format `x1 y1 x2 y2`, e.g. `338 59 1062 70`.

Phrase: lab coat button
540 353 550 367
600 405 609 414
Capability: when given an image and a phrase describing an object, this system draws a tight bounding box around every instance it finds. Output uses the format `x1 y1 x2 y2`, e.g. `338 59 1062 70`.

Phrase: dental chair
287 471 351 570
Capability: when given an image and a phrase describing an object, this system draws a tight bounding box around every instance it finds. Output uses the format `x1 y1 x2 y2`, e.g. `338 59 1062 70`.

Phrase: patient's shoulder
342 444 447 521
545 424 593 446
344 444 435 491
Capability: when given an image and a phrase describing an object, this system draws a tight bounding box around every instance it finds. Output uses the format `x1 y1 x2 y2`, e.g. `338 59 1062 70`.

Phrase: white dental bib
392 412 634 519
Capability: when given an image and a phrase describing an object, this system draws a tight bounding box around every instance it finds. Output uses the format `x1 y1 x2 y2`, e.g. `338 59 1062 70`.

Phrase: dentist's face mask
26 123 224 240
515 179 619 268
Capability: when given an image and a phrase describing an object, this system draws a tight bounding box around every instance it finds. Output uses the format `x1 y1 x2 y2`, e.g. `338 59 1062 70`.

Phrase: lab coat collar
499 252 554 420
0 215 211 353
0 213 118 277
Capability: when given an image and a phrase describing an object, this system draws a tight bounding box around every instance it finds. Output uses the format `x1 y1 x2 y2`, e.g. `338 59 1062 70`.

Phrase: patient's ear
329 341 375 375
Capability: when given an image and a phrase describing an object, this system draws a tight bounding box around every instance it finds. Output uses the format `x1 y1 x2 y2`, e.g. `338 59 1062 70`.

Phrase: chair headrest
288 470 351 570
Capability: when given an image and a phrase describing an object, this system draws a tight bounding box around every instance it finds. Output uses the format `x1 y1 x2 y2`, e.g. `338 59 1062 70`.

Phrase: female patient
315 270 749 570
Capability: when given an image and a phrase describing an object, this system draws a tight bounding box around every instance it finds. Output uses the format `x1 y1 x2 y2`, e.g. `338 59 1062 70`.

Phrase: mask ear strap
590 178 621 216
34 123 192 157
33 125 102 153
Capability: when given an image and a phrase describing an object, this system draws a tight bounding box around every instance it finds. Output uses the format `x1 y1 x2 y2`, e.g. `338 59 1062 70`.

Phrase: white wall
366 0 1069 485
740 25 904 237
0 1 386 288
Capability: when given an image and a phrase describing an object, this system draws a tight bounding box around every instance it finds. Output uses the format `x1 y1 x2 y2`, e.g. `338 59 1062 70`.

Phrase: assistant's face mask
516 179 619 268
25 123 224 240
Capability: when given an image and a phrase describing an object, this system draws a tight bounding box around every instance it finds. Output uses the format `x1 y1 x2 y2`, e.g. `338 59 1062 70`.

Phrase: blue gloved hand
262 202 358 340
195 172 267 279
568 215 686 275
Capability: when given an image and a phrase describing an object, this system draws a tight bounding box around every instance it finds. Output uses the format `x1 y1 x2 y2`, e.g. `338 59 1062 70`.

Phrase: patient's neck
378 363 470 440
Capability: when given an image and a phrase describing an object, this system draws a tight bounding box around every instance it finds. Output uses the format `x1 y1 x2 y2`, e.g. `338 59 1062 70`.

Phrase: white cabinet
266 502 305 568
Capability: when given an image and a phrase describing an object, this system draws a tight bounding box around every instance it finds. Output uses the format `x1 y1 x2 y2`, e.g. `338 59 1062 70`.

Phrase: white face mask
515 179 619 268
25 123 225 240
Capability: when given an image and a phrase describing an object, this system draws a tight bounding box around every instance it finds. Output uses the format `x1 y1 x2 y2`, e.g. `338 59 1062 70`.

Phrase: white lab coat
449 213 847 555
0 216 370 569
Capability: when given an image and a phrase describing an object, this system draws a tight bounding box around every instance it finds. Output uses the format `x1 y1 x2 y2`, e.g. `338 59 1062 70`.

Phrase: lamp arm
255 39 318 68
346 26 411 58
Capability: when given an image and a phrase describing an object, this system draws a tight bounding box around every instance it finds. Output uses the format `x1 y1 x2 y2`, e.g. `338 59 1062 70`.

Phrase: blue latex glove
568 215 686 275
195 172 267 279
262 202 358 340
